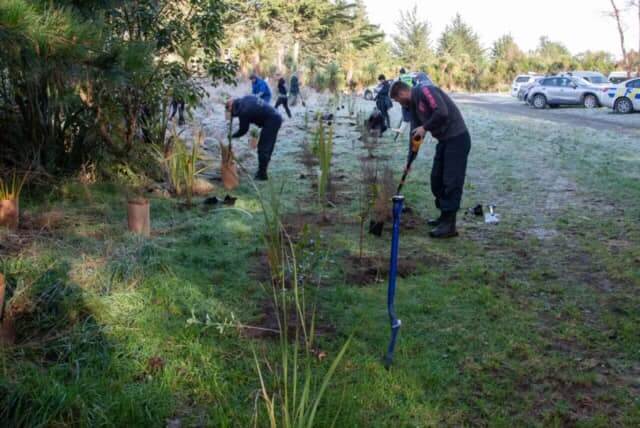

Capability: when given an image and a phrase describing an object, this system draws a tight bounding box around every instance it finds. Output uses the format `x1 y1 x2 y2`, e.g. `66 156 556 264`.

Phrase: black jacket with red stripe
409 84 468 141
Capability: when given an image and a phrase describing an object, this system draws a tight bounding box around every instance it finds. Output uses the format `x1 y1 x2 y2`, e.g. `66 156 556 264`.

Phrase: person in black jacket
366 109 388 136
374 74 392 128
225 95 283 181
289 74 300 106
274 77 292 118
390 80 471 239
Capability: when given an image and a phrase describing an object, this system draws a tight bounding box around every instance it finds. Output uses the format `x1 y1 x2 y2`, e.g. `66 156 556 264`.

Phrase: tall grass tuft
252 185 351 428
0 170 28 200
156 128 207 206
357 161 376 259
313 118 333 210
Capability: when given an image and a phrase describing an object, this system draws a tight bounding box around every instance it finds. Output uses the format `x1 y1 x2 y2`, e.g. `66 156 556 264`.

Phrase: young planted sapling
357 160 377 259
312 117 334 213
370 164 395 237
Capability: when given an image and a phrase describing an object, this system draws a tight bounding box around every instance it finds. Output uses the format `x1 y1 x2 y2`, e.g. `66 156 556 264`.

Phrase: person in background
390 80 471 239
374 74 392 128
225 95 282 181
250 74 272 104
169 99 185 126
274 77 292 118
394 68 415 138
413 71 434 86
398 67 414 85
289 73 300 106
366 108 388 136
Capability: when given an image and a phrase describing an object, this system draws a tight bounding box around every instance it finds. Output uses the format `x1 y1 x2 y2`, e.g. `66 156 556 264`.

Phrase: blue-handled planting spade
384 133 423 369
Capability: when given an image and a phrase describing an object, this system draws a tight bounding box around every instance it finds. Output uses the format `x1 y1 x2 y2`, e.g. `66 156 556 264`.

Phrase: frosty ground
1 86 639 426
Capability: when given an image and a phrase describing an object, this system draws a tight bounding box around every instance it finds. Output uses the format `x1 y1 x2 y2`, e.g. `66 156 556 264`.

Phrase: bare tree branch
610 0 630 75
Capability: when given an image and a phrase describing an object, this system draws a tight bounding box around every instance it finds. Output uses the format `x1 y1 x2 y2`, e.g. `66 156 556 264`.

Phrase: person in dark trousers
390 80 471 239
367 108 388 136
225 95 282 181
289 74 300 106
169 99 185 126
374 74 392 128
250 74 272 104
274 77 292 118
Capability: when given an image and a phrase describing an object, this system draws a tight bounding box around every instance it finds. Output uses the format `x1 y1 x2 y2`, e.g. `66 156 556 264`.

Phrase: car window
542 78 556 86
588 76 607 84
626 79 640 89
559 78 573 87
516 76 531 83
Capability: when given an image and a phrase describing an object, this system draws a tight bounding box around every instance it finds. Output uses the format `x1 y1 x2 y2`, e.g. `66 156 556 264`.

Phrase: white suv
511 74 541 97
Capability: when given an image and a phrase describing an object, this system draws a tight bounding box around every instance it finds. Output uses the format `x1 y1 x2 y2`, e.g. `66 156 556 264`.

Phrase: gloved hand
411 126 426 147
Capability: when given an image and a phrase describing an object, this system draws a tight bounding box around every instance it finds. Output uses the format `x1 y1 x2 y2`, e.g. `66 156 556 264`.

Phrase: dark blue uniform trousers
430 131 471 213
258 115 283 174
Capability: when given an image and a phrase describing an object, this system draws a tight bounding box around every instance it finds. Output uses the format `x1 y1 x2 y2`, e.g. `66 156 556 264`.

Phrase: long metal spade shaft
385 195 405 368
397 135 423 195
385 135 423 368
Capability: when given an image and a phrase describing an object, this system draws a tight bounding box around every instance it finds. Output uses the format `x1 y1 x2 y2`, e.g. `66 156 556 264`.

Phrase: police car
599 78 640 114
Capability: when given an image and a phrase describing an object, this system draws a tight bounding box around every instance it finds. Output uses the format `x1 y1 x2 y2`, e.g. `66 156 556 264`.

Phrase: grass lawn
1 97 639 427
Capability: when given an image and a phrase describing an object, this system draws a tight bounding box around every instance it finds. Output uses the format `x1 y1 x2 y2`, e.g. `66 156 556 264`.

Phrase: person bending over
390 80 471 239
226 95 282 181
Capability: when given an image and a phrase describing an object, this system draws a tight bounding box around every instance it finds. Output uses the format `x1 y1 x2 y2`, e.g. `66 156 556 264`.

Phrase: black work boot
254 168 268 181
429 211 459 239
427 212 443 227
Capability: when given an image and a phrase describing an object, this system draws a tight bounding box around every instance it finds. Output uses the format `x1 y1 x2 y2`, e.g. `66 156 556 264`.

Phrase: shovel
384 134 424 369
396 134 424 195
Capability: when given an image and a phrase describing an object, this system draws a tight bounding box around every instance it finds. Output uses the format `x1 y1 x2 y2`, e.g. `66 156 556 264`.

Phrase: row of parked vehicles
512 71 640 114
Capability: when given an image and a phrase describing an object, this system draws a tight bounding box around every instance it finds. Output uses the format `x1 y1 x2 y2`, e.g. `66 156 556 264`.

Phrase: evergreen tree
392 5 433 70
438 14 484 63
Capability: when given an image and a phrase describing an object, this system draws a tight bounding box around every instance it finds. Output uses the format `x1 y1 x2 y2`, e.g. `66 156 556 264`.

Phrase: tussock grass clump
313 118 334 208
0 170 28 201
252 185 351 427
157 128 208 206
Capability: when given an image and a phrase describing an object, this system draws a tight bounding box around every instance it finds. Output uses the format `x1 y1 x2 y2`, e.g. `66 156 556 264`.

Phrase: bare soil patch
344 251 446 286
241 298 335 341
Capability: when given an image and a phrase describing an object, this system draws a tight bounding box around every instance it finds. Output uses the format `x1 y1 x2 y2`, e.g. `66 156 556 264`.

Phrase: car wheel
614 97 633 114
532 94 547 109
583 94 599 109
364 90 373 101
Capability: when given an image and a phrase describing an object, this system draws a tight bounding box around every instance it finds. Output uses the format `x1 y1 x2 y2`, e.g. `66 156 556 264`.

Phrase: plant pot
369 220 384 237
0 199 19 230
127 198 151 237
249 137 258 150
221 162 239 190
